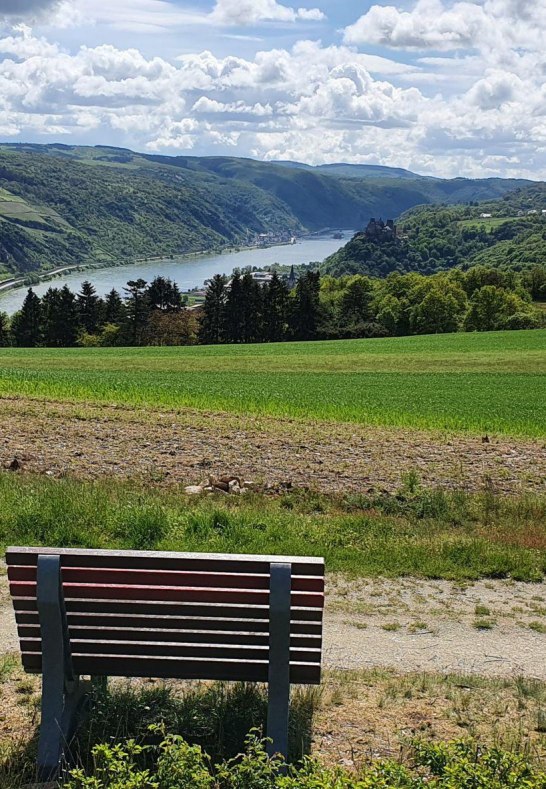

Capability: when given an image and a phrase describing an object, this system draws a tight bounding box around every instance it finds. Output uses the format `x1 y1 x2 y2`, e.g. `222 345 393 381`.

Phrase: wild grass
320 668 546 765
0 330 545 437
1 472 545 580
5 665 546 786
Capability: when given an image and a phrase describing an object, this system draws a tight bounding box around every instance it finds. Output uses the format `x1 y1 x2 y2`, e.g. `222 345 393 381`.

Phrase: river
0 234 352 315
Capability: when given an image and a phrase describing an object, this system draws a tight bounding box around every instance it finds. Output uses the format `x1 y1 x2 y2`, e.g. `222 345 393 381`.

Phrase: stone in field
185 485 204 495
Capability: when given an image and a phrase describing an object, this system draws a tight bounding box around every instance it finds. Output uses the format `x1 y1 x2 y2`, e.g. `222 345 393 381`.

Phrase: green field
0 330 545 437
458 216 517 231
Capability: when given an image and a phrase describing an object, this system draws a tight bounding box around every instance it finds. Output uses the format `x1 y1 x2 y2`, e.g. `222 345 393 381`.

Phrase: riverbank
0 240 303 298
0 234 350 314
0 248 217 296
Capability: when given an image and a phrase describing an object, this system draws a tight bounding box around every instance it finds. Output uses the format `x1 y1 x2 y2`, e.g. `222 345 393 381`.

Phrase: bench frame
33 553 299 782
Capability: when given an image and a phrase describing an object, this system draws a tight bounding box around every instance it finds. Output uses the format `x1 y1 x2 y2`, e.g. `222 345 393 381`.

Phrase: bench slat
10 581 323 609
8 566 324 593
21 653 321 684
16 611 323 634
7 547 324 576
17 625 321 648
20 638 321 663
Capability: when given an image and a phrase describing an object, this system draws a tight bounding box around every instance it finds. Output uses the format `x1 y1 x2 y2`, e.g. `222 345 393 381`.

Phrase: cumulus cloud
344 0 546 52
0 22 545 178
344 0 488 51
210 0 325 26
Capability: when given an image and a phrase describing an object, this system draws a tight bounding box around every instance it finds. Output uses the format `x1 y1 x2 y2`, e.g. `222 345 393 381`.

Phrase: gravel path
324 576 546 679
2 566 545 678
1 396 545 495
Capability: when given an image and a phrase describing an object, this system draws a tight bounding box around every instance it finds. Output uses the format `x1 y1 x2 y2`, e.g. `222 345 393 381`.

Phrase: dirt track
1 396 545 495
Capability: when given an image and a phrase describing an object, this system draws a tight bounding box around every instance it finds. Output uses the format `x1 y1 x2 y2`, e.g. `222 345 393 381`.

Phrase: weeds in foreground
3 672 546 787
0 681 318 788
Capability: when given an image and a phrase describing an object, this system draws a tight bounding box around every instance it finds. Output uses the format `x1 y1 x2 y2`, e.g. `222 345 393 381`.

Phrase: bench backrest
7 547 324 685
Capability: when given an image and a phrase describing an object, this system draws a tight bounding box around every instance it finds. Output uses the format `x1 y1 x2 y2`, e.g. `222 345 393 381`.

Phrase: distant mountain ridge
0 143 536 279
272 160 433 180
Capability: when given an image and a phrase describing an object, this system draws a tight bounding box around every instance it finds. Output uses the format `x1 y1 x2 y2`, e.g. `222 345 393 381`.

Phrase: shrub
65 734 546 789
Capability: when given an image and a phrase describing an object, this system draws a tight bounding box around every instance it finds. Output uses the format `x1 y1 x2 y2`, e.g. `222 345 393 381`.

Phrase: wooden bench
6 546 325 782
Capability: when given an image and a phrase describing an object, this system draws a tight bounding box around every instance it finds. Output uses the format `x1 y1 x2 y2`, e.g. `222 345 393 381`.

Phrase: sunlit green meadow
0 330 544 437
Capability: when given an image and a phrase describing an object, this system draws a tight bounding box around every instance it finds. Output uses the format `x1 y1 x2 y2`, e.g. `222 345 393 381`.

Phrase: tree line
0 277 198 348
200 264 545 343
0 264 544 348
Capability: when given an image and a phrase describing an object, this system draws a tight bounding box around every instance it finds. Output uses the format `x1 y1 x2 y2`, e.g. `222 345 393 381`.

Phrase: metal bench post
36 554 82 782
266 562 291 760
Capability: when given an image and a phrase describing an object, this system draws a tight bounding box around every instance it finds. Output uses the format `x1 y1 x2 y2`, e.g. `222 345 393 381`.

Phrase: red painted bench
6 546 325 781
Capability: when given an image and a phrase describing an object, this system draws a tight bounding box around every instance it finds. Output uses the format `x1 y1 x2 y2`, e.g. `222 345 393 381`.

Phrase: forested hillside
323 184 546 277
0 143 532 278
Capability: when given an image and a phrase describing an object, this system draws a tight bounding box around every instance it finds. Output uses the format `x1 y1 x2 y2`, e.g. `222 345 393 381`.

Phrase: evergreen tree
225 272 245 342
199 274 227 344
11 289 43 347
123 279 149 345
42 286 80 346
263 272 289 342
77 281 102 334
42 287 62 346
104 289 126 324
59 285 80 346
0 311 10 347
240 272 263 343
291 270 321 340
147 276 183 312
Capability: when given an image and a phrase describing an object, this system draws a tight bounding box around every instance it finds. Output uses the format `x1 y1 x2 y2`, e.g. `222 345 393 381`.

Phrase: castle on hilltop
364 217 397 240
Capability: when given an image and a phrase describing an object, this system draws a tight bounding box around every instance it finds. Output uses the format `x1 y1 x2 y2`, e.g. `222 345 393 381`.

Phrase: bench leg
36 554 85 782
267 562 291 761
38 675 85 782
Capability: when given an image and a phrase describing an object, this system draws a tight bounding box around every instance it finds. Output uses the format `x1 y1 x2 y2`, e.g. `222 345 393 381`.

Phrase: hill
323 184 546 277
0 143 534 278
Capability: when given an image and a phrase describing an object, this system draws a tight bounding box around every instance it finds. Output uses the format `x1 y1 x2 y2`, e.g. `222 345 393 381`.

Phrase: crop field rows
0 330 544 437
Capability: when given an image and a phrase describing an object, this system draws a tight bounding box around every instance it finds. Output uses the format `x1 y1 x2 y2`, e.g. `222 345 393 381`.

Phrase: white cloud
49 0 206 33
344 0 546 53
0 23 546 179
47 0 325 33
210 0 325 26
344 0 488 51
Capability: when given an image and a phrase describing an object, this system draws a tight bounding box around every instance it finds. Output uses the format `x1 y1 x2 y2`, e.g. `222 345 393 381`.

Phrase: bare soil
1 397 545 495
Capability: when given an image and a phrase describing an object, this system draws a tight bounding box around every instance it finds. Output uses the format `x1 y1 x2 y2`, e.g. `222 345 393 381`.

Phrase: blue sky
0 0 545 178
